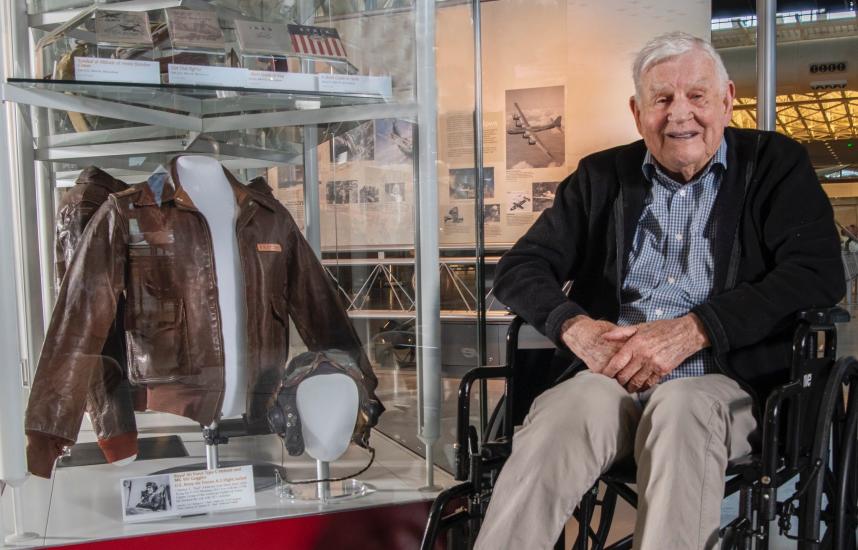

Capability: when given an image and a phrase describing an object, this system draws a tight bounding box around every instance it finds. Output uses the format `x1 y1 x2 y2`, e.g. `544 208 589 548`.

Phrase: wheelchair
422 307 858 549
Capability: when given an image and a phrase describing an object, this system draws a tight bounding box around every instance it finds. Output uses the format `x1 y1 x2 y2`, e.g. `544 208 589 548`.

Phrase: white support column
0 0 39 543
756 0 777 131
299 0 321 257
414 0 441 490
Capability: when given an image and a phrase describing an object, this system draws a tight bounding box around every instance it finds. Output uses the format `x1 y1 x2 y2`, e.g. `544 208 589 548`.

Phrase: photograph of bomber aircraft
507 103 561 162
505 86 565 169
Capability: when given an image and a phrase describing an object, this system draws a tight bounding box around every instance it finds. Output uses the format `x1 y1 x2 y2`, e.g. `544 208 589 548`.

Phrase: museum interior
0 0 857 548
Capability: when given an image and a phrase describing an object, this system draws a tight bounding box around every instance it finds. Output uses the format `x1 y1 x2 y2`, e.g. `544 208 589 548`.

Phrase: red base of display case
57 501 438 550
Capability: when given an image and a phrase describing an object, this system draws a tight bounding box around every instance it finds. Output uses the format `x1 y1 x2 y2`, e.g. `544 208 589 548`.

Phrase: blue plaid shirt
617 139 727 382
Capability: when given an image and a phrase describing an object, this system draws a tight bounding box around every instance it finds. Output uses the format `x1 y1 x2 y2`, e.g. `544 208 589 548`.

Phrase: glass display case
0 0 491 546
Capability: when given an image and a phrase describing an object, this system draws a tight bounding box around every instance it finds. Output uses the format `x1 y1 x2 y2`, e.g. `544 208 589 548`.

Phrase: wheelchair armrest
455 366 514 481
760 379 803 480
795 306 850 328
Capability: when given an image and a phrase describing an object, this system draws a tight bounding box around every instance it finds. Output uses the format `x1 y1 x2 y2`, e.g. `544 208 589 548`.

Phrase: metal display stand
275 460 374 503
153 421 287 492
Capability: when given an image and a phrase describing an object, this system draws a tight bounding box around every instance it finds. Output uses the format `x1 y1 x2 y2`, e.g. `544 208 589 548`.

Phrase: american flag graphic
287 24 347 60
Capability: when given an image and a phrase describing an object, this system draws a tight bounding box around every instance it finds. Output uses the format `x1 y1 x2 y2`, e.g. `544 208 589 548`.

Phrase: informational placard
168 64 249 87
121 465 255 523
74 57 160 84
235 20 293 56
247 70 316 92
318 74 392 98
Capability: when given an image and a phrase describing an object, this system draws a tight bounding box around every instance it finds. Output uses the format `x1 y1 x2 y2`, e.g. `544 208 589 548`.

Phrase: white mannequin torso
296 374 359 462
175 156 248 419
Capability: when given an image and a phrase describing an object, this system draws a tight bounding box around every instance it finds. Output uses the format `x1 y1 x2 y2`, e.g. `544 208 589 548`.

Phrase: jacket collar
614 127 756 292
132 156 277 213
75 166 128 194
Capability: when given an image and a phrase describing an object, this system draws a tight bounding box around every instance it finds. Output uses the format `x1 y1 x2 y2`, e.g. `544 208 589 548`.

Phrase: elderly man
475 32 844 550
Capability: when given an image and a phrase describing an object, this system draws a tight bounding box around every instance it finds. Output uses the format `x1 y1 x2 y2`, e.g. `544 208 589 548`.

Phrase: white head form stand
280 373 371 502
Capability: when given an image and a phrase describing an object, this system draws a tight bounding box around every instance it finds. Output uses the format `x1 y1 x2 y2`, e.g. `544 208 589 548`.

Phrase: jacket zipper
235 200 256 415
192 209 227 420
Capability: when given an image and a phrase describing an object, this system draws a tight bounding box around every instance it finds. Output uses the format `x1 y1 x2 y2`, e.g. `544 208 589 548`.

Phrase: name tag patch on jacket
257 243 282 253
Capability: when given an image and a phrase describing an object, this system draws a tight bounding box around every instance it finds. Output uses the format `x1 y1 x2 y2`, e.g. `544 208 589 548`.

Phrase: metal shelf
347 309 513 322
2 79 417 133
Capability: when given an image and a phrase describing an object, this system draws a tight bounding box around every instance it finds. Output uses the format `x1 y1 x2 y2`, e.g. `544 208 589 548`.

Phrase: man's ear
723 80 736 120
629 95 643 134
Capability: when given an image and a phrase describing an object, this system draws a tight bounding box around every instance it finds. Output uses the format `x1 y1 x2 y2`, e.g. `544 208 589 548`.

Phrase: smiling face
630 49 735 182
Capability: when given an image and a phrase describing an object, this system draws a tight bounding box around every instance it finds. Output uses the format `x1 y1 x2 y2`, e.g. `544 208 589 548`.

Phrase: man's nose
667 97 693 123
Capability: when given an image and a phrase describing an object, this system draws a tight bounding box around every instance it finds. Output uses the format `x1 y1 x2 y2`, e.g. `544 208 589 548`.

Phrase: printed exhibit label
318 74 392 98
74 57 160 85
247 70 317 92
168 64 249 87
121 465 255 523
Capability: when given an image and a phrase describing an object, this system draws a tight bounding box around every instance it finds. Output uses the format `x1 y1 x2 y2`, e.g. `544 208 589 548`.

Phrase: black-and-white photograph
384 182 406 203
506 86 565 169
532 181 559 212
332 121 375 163
359 185 380 203
485 204 501 223
507 191 532 214
375 119 414 164
449 167 495 200
326 180 359 204
122 475 173 518
443 206 465 224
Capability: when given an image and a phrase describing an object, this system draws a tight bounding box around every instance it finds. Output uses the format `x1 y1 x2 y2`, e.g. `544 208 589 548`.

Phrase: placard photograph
505 86 565 169
122 474 173 520
359 185 380 203
532 181 560 212
449 167 495 200
326 180 359 204
506 191 532 214
375 119 414 164
384 182 406 203
485 203 501 223
332 121 375 163
443 205 465 224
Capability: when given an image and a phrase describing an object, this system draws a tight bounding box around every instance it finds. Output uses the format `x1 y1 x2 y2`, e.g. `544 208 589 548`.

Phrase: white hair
632 32 729 99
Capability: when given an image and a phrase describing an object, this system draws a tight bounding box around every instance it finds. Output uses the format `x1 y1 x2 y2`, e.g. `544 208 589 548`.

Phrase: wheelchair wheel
572 483 619 550
833 362 858 550
797 357 858 550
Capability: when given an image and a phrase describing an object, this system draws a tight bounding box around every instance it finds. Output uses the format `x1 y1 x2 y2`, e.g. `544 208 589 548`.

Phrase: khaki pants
474 370 757 550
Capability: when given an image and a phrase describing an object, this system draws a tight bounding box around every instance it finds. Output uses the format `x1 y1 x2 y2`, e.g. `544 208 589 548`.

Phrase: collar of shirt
642 138 728 191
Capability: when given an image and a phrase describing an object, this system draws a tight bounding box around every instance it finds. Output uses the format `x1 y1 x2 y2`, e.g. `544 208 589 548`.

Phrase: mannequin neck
175 156 230 195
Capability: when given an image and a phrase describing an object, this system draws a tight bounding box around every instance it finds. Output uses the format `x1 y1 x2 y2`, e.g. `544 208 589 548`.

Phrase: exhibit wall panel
435 0 711 248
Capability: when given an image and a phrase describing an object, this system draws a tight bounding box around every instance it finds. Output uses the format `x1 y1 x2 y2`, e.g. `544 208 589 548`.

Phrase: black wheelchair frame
422 307 858 550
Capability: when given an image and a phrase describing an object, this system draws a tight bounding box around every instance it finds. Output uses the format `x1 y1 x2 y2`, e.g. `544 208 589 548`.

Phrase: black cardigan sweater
494 127 845 406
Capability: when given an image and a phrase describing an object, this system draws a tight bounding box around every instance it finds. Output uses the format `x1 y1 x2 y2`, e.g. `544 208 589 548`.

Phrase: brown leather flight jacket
26 158 382 477
54 166 140 465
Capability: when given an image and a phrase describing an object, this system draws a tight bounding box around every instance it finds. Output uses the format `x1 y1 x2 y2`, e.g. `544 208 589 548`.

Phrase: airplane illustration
390 121 413 159
509 196 531 211
507 103 562 161
119 23 142 32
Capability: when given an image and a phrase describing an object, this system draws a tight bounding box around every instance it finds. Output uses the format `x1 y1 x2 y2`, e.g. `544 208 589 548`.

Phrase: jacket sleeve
493 169 591 346
54 193 139 465
692 143 846 355
25 198 129 478
281 216 383 420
